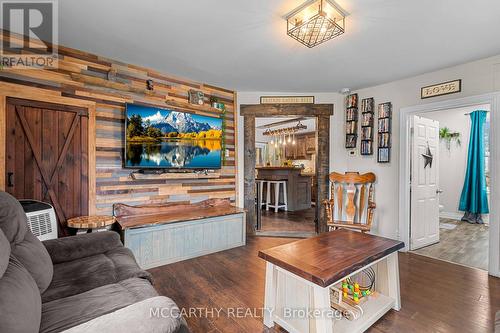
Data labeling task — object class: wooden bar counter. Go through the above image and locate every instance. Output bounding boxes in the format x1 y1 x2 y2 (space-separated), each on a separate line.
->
258 230 404 333
256 167 312 211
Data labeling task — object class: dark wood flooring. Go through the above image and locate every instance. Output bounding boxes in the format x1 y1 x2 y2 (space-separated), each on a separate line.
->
149 236 500 333
260 207 316 232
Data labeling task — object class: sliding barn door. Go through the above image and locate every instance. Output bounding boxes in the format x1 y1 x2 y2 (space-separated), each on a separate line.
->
5 98 89 235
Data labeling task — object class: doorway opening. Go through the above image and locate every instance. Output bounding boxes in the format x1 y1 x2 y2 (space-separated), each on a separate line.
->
408 103 491 271
254 117 317 237
240 103 333 237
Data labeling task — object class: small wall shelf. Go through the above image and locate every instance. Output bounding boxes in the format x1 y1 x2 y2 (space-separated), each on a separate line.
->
360 97 375 155
377 102 392 163
345 93 359 149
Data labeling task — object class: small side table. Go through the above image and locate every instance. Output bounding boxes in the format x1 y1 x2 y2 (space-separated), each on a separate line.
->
67 215 115 234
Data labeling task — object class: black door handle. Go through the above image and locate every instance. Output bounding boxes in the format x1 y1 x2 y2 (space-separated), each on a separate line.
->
7 172 13 187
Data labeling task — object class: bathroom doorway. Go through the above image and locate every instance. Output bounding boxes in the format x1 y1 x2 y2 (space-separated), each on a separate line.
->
409 103 491 271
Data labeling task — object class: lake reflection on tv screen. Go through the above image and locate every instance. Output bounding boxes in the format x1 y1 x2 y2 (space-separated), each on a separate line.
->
126 139 222 169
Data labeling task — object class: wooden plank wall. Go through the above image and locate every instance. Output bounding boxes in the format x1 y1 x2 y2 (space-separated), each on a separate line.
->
0 33 237 215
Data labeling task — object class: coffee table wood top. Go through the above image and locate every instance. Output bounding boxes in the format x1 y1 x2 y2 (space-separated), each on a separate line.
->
258 229 404 287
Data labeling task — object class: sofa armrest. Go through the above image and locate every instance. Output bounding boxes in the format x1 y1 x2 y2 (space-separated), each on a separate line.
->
61 296 188 333
43 231 123 264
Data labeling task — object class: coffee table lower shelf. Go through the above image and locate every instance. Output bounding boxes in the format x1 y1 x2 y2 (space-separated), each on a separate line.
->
333 293 395 332
263 252 400 333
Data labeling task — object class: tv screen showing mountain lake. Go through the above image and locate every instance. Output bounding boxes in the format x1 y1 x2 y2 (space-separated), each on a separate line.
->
126 139 221 169
125 105 223 169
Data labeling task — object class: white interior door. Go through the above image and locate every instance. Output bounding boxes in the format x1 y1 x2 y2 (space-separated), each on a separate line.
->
410 115 440 250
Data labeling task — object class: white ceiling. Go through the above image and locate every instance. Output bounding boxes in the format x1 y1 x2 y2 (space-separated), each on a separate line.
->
58 0 500 92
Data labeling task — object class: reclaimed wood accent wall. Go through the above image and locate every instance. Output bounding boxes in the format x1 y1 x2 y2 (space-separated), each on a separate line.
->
0 33 238 215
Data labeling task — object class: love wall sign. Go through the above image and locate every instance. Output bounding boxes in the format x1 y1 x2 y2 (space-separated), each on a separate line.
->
421 79 462 99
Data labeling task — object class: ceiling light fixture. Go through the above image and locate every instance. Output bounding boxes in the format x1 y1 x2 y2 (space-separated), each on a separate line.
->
263 121 307 137
285 0 347 48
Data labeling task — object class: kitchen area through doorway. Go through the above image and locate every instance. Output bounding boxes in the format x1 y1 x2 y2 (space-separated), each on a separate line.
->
255 117 317 236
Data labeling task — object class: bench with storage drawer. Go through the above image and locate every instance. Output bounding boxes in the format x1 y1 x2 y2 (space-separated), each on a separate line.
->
114 199 246 269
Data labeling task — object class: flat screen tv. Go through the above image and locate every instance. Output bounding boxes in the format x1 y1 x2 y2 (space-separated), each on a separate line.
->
124 104 222 169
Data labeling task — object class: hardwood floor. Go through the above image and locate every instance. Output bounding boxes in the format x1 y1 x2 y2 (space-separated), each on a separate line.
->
412 218 489 270
260 207 316 232
149 236 500 333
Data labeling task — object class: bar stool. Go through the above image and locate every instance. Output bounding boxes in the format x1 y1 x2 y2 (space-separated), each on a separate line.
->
266 180 288 212
256 179 267 208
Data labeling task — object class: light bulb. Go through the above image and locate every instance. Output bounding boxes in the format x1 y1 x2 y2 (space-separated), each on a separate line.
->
288 135 292 143
270 139 274 144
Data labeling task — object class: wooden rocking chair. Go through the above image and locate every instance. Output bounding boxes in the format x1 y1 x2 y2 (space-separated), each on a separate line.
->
324 172 376 233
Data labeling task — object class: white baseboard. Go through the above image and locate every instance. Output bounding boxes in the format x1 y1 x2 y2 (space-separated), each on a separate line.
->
439 211 463 220
439 211 490 223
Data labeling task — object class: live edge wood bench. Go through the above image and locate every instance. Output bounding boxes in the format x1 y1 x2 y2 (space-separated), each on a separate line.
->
114 199 246 269
258 229 404 333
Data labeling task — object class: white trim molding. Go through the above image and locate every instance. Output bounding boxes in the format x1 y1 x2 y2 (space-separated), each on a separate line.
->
399 92 500 277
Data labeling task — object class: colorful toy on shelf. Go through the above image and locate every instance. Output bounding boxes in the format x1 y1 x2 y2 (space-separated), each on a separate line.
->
341 268 376 304
330 267 377 321
353 283 360 303
342 280 349 298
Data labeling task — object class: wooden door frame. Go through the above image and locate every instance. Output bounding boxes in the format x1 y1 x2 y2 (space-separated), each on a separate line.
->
399 92 500 277
240 103 334 235
0 82 97 214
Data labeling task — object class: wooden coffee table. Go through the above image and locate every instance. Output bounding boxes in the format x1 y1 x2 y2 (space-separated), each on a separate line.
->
258 229 404 333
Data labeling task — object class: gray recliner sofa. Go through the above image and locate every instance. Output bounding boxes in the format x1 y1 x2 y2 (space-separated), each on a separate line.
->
0 191 189 333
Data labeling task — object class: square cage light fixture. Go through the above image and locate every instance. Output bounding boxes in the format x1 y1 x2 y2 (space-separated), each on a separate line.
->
286 0 347 48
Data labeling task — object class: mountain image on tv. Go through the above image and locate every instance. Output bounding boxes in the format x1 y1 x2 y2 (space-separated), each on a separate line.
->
125 104 223 169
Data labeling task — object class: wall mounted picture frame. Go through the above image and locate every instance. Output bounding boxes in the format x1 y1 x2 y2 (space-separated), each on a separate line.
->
189 89 205 105
421 79 461 99
260 96 315 104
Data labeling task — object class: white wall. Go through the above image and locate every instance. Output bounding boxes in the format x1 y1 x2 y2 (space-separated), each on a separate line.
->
236 54 500 240
337 55 500 240
423 104 490 219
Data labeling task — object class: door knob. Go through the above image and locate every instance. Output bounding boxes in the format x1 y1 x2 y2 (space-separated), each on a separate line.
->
436 189 443 194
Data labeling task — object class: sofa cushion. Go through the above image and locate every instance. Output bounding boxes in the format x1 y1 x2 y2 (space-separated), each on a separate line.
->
0 229 10 277
42 246 153 303
0 255 42 333
62 296 184 333
41 277 158 333
43 231 123 265
0 192 53 293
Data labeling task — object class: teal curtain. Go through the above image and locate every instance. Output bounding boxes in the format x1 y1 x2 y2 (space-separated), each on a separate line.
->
459 110 489 214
